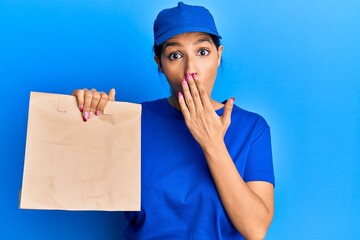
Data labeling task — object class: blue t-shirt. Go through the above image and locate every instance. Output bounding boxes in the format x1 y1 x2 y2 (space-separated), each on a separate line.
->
124 98 275 239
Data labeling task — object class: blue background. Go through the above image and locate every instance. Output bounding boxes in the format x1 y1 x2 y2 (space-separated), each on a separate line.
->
1 0 359 239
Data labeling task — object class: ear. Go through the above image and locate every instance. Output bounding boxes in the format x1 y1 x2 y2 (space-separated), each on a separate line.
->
217 45 224 67
154 56 163 72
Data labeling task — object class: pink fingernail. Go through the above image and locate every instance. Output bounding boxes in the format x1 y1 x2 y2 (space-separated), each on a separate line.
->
231 97 235 104
178 92 183 98
79 105 84 112
83 111 89 122
95 110 101 116
185 72 191 79
182 78 187 85
89 112 93 118
192 72 198 80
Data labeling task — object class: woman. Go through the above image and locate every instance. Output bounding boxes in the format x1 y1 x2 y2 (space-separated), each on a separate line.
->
73 2 275 239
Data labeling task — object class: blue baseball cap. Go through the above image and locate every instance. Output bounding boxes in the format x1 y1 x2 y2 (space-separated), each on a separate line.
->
153 2 222 46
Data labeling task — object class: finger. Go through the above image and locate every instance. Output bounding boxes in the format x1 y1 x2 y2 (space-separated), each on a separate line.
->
186 72 203 111
95 92 109 115
178 92 191 120
83 89 93 122
222 97 235 126
108 88 116 101
181 78 195 114
72 89 85 112
192 72 213 111
89 89 101 118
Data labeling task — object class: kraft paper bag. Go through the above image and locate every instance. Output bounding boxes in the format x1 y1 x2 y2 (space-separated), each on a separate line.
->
20 92 141 211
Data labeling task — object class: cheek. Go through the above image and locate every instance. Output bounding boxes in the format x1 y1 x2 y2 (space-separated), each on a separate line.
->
162 69 183 92
199 60 219 93
162 62 183 84
201 59 218 80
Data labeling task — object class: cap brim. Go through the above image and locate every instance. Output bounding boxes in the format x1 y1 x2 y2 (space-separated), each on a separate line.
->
155 26 222 46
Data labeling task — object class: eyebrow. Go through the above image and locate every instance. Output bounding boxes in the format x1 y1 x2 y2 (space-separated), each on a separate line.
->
194 37 213 46
163 36 213 52
163 42 181 52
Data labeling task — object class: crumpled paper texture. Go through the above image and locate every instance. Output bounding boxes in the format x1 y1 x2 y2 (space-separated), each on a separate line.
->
20 92 141 211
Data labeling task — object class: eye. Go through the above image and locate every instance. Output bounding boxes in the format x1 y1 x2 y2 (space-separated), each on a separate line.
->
197 49 210 56
168 52 183 60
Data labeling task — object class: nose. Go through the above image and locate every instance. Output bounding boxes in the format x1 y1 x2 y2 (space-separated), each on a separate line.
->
184 55 197 76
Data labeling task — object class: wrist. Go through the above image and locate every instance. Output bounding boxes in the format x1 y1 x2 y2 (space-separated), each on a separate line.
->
201 139 227 158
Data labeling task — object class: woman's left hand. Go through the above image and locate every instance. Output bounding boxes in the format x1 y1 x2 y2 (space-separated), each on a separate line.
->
178 72 234 149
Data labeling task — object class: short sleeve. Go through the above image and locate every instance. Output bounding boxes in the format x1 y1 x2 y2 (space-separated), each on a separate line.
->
243 118 275 187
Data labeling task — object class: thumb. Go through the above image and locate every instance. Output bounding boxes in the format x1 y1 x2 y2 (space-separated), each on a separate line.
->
108 88 116 101
222 97 235 125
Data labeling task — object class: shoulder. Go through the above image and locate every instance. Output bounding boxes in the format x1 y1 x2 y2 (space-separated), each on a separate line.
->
140 98 164 107
226 104 272 146
230 104 270 131
140 98 184 122
140 98 168 114
141 98 172 112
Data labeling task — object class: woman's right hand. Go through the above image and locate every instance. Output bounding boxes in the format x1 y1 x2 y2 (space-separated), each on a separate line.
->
72 88 116 122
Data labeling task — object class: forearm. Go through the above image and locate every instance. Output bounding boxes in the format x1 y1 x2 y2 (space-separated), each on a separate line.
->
176 74 273 238
202 141 273 239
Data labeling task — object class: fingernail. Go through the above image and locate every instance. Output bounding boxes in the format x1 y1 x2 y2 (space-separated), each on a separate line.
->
231 97 235 104
83 111 89 122
79 105 84 112
185 72 191 79
178 92 183 98
89 112 94 118
95 110 101 116
192 72 198 80
182 78 187 85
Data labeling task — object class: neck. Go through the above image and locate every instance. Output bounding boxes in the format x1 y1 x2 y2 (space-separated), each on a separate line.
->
167 95 181 110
